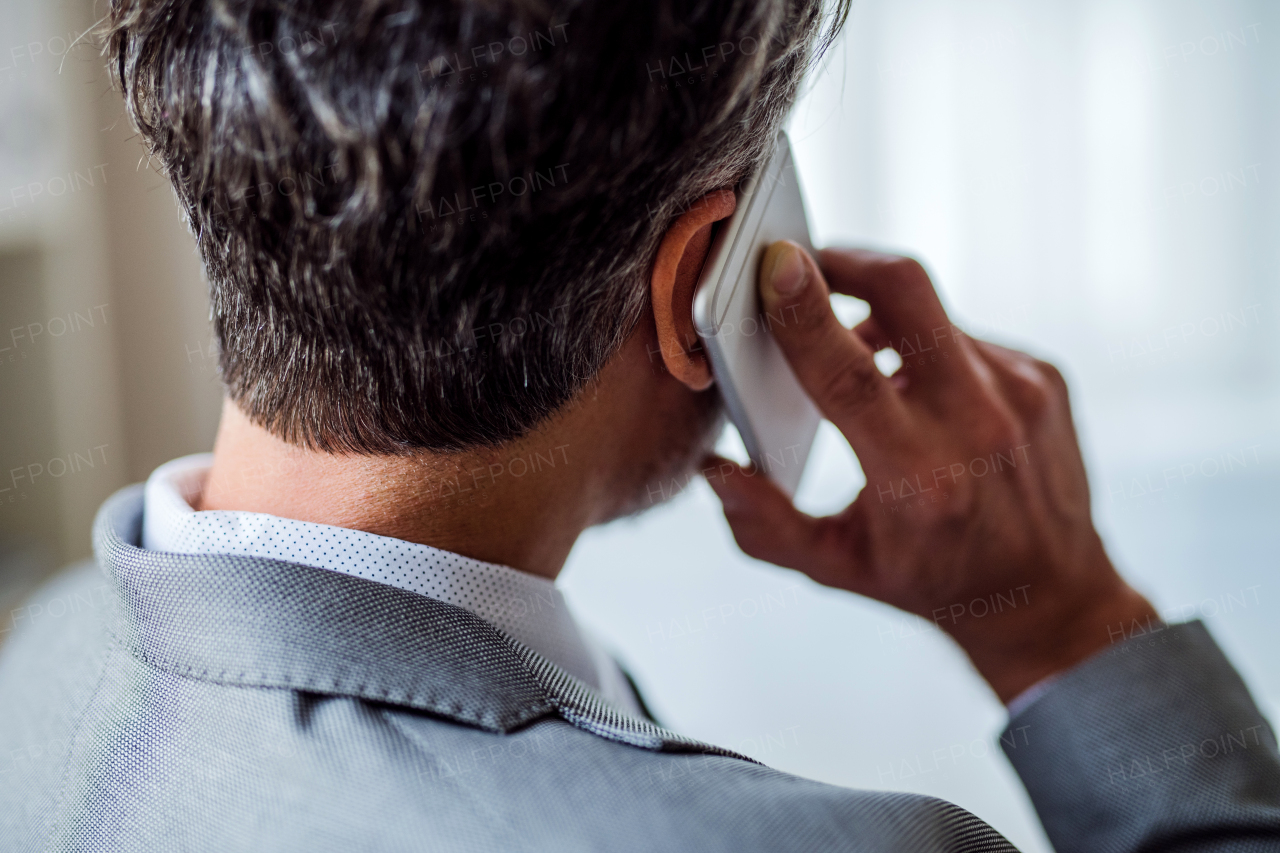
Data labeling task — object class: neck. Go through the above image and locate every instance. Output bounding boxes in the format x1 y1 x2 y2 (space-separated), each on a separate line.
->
199 402 602 580
197 320 721 580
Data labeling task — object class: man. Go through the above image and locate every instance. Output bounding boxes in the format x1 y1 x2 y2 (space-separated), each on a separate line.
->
1 0 1277 849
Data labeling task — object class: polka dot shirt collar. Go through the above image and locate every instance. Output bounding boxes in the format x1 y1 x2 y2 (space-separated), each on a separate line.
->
140 453 633 706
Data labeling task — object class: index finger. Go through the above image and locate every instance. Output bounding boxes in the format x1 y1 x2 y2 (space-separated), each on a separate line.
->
817 248 969 383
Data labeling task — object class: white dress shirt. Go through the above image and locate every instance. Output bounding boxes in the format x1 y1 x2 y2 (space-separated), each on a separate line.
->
142 454 642 715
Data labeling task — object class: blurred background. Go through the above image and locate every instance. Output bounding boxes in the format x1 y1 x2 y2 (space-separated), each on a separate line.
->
1 1 1276 849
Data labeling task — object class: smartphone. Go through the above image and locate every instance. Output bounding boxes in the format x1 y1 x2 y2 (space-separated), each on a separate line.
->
693 132 820 497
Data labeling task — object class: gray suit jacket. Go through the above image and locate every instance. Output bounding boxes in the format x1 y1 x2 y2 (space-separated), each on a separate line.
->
1 484 1278 851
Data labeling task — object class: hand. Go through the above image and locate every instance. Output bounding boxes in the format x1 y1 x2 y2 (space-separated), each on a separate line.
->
703 242 1157 703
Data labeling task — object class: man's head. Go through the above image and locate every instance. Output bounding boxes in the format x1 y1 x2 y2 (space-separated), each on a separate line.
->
106 0 845 514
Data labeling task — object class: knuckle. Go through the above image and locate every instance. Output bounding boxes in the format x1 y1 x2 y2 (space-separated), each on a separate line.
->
775 290 829 336
1031 359 1070 405
972 408 1023 452
882 255 927 284
1034 358 1067 388
932 485 980 528
797 294 834 329
1006 371 1051 419
818 355 882 418
1022 381 1052 418
983 346 1063 419
731 525 779 565
730 527 761 558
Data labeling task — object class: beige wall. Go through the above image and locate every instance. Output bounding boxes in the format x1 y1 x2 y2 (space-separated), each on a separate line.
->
97 88 224 484
0 0 220 596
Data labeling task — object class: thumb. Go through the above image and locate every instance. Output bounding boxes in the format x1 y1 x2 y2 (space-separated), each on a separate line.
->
759 241 907 448
703 455 856 585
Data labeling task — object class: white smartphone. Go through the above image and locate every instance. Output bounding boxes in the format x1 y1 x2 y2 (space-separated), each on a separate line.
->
693 132 820 497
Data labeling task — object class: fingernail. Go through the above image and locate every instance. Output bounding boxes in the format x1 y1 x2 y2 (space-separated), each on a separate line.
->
767 243 807 296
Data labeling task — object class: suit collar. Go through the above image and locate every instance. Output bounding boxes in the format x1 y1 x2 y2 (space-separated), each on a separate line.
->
140 453 607 695
95 485 752 759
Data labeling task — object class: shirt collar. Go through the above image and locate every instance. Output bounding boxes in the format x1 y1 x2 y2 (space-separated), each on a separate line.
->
142 454 603 691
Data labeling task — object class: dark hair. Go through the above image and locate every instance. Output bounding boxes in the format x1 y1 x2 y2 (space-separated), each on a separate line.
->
105 0 847 453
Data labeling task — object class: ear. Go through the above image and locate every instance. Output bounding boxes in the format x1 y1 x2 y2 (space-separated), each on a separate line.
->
650 189 737 391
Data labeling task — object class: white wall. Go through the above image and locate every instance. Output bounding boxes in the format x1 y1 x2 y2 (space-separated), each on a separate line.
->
0 0 219 578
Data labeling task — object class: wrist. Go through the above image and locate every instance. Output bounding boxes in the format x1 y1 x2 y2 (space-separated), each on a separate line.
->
955 569 1158 704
